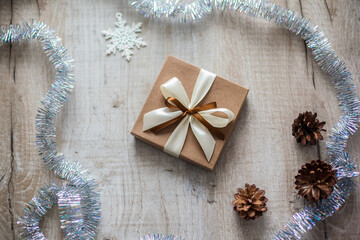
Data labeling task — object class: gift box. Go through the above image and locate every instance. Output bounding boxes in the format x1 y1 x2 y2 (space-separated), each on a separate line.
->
131 56 248 170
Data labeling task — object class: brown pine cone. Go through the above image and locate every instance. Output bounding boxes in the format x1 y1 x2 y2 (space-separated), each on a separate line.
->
232 184 268 220
292 111 326 145
295 159 337 202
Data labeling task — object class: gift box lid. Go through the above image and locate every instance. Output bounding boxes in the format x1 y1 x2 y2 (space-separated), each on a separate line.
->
131 55 248 171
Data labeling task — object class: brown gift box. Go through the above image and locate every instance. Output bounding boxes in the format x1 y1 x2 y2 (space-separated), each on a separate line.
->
131 56 248 170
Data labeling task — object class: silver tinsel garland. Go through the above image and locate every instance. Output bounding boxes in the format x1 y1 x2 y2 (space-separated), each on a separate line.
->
0 21 101 239
129 0 360 239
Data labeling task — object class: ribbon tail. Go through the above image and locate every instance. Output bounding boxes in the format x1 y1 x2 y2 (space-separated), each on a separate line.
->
164 115 190 157
189 116 216 162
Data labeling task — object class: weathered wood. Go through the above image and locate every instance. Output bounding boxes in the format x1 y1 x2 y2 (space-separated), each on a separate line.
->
0 1 13 239
0 0 358 239
303 0 360 239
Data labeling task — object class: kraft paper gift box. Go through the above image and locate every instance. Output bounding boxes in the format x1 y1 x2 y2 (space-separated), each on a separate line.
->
131 56 248 171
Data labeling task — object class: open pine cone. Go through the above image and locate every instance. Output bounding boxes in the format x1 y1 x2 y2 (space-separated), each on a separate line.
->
232 184 268 220
292 111 326 145
295 160 337 202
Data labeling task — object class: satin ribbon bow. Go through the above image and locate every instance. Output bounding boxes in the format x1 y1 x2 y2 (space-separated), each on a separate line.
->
143 69 234 162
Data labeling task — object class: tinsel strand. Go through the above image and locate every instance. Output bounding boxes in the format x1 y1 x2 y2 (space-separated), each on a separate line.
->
0 21 101 239
139 234 185 240
129 0 360 239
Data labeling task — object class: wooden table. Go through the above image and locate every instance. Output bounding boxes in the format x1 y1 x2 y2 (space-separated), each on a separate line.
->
0 0 359 239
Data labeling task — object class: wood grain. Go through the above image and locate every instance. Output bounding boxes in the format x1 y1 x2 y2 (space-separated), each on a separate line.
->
0 0 359 239
0 1 13 239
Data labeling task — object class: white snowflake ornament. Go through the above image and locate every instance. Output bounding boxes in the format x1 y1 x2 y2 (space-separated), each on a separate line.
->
102 12 147 61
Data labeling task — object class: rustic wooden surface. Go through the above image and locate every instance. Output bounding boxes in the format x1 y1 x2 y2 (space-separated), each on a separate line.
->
0 0 359 239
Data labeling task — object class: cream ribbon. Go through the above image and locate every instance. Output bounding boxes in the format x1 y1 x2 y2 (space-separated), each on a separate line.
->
143 69 234 162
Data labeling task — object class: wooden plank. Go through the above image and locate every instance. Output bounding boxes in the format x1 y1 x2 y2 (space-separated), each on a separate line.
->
0 0 358 239
0 0 14 239
2 1 68 239
301 0 360 239
214 0 324 238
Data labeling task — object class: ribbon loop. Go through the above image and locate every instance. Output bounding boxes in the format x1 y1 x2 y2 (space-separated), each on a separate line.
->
143 69 234 162
160 77 190 107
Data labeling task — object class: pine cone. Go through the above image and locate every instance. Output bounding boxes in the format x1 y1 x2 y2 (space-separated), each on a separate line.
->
292 111 326 145
295 160 337 202
232 184 268 220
